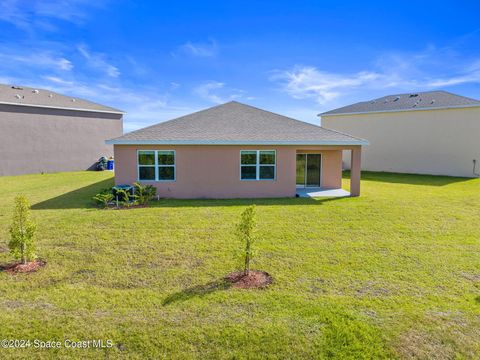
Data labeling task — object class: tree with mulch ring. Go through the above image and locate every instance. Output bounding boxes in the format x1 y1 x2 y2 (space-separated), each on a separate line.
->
225 205 273 289
4 195 45 274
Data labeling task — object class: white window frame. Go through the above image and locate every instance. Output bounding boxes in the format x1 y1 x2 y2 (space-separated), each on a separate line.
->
137 150 176 182
240 150 276 181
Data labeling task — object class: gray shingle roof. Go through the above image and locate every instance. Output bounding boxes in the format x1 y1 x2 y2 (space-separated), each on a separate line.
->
320 90 480 116
0 83 123 114
107 101 367 145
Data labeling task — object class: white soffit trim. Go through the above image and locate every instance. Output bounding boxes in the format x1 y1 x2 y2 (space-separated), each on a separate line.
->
106 139 369 146
318 104 480 117
0 101 125 115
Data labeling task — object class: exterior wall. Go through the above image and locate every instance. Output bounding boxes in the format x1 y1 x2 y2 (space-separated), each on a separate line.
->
322 107 480 177
0 104 123 176
114 144 353 199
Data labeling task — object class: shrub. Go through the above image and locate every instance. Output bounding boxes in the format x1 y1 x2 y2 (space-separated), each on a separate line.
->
114 189 135 208
237 205 256 275
92 192 114 208
133 182 157 205
9 195 37 264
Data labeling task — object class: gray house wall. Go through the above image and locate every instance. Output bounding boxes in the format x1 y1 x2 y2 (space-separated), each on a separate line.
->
0 104 123 176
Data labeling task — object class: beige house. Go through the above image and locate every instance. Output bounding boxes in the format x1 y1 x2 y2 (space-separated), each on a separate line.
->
321 91 480 178
107 102 368 198
0 84 123 176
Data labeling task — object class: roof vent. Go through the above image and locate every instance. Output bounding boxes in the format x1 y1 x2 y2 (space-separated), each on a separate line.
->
71 98 76 102
15 94 24 99
11 86 23 90
409 94 418 98
394 96 400 102
48 94 54 98
430 99 435 104
32 89 39 94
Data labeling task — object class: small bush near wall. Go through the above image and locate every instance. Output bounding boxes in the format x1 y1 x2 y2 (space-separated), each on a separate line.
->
92 183 157 209
133 182 157 206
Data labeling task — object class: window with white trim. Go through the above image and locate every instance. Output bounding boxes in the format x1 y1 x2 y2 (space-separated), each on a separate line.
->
138 150 175 181
240 150 276 180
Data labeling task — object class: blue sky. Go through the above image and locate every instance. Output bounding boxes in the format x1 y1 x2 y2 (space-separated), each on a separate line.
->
1 0 480 132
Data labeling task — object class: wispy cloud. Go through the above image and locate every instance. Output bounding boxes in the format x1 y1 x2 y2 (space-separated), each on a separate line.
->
0 0 107 32
193 81 245 103
272 46 480 104
271 66 381 104
42 75 74 86
36 75 196 132
0 47 73 72
175 39 218 58
0 41 187 132
78 44 119 78
193 81 225 103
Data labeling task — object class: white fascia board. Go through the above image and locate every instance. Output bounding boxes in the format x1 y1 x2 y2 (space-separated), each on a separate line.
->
318 104 480 117
0 101 125 115
106 139 369 146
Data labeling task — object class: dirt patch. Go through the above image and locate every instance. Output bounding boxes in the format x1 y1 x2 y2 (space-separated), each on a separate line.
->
460 272 480 282
356 283 391 297
224 270 273 289
395 329 454 360
1 259 46 274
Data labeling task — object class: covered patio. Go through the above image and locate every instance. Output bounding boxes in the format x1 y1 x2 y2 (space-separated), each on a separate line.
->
296 187 350 198
295 146 362 197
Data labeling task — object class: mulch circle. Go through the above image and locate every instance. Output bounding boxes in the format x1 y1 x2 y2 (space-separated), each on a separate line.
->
2 259 47 274
224 270 273 289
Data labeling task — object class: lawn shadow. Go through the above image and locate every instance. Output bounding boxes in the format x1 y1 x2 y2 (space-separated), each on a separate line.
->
32 178 114 210
150 196 346 208
32 177 347 209
346 170 475 187
162 278 232 306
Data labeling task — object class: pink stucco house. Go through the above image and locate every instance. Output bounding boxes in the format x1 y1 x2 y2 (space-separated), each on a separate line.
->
106 102 368 198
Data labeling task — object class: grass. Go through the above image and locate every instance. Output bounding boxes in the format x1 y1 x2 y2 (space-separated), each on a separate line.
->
0 171 479 359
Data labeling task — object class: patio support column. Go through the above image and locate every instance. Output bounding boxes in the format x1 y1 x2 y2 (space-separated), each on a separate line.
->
350 147 362 197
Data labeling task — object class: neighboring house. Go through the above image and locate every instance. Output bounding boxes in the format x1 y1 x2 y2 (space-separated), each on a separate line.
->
321 91 480 178
107 101 368 199
0 84 123 176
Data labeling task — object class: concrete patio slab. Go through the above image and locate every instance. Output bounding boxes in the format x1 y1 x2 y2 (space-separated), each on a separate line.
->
296 187 350 198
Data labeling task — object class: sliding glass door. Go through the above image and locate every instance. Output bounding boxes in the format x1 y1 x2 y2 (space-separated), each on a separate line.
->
296 154 321 187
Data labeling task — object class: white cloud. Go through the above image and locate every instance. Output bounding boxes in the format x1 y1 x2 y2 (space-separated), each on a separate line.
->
272 66 382 104
0 0 107 31
272 47 480 105
42 75 74 86
0 49 73 72
78 44 120 78
193 81 225 103
193 81 245 104
175 39 218 57
34 75 197 132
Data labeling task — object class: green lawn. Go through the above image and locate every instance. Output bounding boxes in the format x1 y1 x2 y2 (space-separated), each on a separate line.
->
0 171 479 359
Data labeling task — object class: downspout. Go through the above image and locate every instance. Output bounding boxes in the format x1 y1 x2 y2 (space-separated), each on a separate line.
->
474 159 480 177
